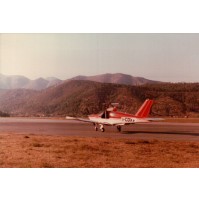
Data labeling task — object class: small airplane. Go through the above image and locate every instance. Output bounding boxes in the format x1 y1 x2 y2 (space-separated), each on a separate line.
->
66 99 163 132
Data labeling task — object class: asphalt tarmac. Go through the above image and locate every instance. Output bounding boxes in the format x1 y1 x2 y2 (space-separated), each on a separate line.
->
0 117 199 141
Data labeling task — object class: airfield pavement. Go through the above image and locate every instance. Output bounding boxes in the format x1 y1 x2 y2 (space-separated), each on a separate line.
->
0 117 199 141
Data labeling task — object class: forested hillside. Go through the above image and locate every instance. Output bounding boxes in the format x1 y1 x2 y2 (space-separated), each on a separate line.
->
0 81 198 117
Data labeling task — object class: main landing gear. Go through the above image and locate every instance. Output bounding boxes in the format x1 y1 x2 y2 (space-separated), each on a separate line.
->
117 125 122 132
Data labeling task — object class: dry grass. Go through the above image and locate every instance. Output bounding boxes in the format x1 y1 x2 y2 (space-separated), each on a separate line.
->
0 133 199 168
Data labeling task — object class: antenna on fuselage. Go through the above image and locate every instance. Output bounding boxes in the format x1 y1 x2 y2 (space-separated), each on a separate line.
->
110 103 119 107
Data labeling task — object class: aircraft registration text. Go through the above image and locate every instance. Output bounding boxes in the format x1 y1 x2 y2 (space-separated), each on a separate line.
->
121 117 135 123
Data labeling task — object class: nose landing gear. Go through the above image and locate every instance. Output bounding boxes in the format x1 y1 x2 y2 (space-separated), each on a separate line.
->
93 123 98 131
93 123 105 132
99 124 105 132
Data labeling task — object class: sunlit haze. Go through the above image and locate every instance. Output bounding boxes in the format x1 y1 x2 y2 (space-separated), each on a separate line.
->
0 33 199 82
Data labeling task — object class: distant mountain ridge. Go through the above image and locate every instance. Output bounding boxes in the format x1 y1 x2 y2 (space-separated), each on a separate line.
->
0 74 62 90
0 73 161 90
70 73 161 85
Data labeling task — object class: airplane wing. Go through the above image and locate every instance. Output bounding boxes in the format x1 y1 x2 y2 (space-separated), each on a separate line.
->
66 116 164 127
144 118 164 121
66 116 116 126
66 116 94 123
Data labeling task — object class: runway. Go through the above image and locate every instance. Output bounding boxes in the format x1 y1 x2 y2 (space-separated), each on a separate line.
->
0 117 199 141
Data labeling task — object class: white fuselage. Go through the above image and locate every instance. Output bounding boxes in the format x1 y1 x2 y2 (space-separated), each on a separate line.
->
88 116 149 125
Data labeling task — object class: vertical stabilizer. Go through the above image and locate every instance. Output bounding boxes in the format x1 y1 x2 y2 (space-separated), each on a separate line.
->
135 99 154 118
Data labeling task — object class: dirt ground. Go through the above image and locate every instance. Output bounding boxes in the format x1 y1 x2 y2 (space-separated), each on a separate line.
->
0 133 199 168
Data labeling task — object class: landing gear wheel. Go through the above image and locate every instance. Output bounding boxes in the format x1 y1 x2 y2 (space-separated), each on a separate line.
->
101 128 105 132
93 123 98 131
99 124 105 132
117 126 122 132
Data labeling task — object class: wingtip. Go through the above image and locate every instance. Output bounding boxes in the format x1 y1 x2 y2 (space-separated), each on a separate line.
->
66 116 76 120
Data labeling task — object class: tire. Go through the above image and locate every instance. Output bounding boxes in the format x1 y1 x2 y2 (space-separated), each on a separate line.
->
117 126 121 132
101 128 105 132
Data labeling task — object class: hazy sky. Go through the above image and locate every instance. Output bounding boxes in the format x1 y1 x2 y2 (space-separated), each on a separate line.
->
0 33 199 82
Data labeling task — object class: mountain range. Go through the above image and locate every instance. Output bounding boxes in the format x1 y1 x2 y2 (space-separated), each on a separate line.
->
70 73 161 86
0 74 62 90
0 73 161 90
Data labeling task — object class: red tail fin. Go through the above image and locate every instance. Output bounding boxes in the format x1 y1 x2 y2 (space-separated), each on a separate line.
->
135 99 154 118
